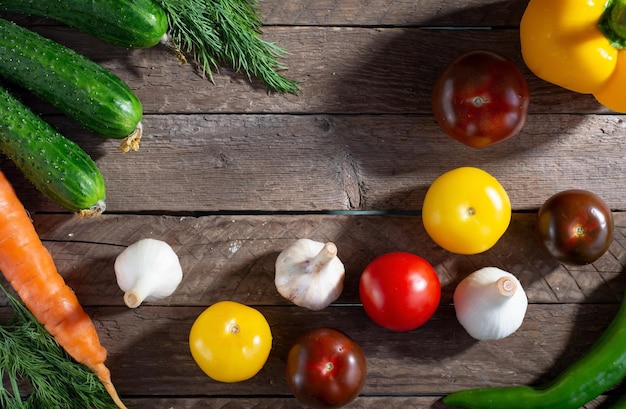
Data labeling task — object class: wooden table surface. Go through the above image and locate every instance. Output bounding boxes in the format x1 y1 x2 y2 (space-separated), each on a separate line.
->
3 1 626 408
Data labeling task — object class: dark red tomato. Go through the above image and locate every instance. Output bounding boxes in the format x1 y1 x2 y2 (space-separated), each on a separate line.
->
286 328 367 409
359 252 441 332
536 189 614 265
431 50 530 149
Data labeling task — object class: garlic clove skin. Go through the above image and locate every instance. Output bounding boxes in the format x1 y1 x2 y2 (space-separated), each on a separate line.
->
114 238 183 308
275 238 345 311
453 267 528 341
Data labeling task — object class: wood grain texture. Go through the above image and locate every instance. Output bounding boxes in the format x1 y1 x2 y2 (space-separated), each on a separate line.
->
2 0 626 408
260 0 529 26
28 213 626 307
3 12 623 214
118 396 618 409
3 112 625 213
105 113 626 212
82 304 620 395
2 0 529 27
13 25 603 115
0 212 618 405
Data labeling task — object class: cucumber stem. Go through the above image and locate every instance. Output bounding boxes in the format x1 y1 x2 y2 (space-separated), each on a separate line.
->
118 122 143 153
76 199 106 218
160 33 187 65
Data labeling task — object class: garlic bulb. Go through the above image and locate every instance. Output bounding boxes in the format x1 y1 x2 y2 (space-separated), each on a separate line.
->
453 267 528 341
275 238 345 311
114 238 183 308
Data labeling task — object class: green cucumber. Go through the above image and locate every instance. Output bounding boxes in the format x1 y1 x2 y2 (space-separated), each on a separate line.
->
0 18 143 150
0 85 106 217
0 0 168 49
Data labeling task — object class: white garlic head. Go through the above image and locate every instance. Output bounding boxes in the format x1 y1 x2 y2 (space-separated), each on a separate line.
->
114 238 183 308
453 267 528 341
275 238 345 311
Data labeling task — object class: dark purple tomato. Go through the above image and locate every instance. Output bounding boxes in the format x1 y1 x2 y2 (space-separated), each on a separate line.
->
286 328 367 409
536 189 614 265
432 50 530 149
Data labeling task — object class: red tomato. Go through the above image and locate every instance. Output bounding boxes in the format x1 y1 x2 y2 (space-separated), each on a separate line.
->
431 50 530 148
359 252 441 332
536 189 614 265
286 328 367 409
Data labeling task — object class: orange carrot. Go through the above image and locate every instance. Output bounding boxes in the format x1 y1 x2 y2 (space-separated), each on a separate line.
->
0 170 127 409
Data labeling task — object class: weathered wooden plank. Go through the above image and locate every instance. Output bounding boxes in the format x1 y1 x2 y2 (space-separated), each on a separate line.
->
0 0 532 29
4 112 624 213
261 0 529 27
1 0 531 29
0 300 621 404
1 3 624 408
5 26 602 116
123 396 447 409
124 397 450 409
32 304 624 397
120 395 618 409
20 213 626 308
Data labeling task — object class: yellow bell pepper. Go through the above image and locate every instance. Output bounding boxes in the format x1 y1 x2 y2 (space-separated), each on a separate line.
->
520 0 626 112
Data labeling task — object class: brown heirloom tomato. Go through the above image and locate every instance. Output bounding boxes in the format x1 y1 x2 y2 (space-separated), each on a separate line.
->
431 50 530 148
536 189 614 265
286 328 367 409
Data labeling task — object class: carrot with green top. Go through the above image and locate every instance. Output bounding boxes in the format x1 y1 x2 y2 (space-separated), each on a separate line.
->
0 170 126 409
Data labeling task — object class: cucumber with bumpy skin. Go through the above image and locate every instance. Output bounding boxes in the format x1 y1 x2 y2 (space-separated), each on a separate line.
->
0 85 106 217
0 18 143 151
0 0 168 49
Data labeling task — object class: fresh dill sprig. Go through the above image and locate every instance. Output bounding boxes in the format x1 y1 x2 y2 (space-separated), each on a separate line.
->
0 285 118 409
155 0 300 94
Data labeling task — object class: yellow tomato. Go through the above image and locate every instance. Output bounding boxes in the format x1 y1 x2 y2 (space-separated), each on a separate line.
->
422 167 511 255
189 300 272 383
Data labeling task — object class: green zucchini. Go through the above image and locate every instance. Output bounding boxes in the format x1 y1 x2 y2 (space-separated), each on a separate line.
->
0 18 143 150
0 85 106 217
0 0 168 49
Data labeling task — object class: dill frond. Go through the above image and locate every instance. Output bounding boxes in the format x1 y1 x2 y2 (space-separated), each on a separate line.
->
0 285 118 409
155 0 300 94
